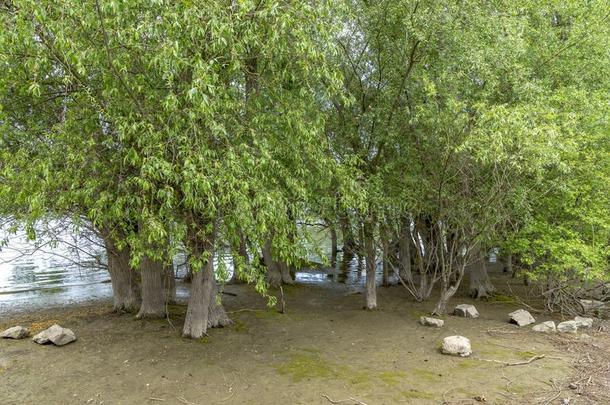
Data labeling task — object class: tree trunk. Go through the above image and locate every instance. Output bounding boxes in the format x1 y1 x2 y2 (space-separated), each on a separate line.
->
164 264 176 304
504 252 513 274
104 237 141 313
364 218 377 309
433 284 459 315
136 256 166 319
469 250 495 299
262 238 293 287
278 261 294 284
207 281 232 328
398 217 413 283
330 225 338 267
339 212 355 253
381 228 390 287
182 252 214 338
262 239 282 287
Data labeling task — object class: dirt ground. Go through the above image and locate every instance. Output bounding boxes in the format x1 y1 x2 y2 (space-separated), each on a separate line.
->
1 276 610 405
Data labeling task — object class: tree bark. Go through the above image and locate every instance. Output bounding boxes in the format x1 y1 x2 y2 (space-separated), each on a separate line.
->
398 217 413 283
262 238 294 287
468 250 495 299
364 218 377 309
104 237 141 313
182 252 214 338
182 235 231 338
504 252 513 274
330 225 338 267
433 283 459 315
381 227 390 287
339 212 356 253
136 256 166 319
207 280 232 328
262 239 282 287
164 264 176 304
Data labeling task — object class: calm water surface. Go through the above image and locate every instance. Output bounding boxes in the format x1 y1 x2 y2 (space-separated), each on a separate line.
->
0 226 387 316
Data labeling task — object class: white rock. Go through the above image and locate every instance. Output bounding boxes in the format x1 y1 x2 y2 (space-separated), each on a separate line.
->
574 316 593 329
557 320 578 333
532 321 556 333
420 316 444 328
508 309 536 327
441 335 472 357
453 304 479 318
0 326 30 339
32 324 76 346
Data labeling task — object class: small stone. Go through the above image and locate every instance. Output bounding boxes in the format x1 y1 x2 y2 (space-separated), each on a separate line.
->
441 335 472 357
568 383 578 390
454 304 479 318
574 316 593 329
557 320 578 333
532 321 556 333
0 326 30 339
32 324 76 346
508 309 536 327
420 316 444 328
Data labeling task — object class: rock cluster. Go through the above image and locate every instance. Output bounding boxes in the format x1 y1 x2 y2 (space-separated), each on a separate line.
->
32 324 77 346
531 316 593 333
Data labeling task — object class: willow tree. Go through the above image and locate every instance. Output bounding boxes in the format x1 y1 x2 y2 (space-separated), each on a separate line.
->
327 0 610 314
1 0 340 337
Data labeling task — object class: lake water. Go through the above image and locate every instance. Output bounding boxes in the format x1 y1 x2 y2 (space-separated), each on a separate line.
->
0 225 384 316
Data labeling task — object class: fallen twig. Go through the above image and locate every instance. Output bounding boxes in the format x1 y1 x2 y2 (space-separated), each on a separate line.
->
226 308 265 314
322 394 368 405
474 354 546 367
149 399 165 402
176 396 198 405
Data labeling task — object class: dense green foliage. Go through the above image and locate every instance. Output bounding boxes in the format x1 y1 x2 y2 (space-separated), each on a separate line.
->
1 0 608 319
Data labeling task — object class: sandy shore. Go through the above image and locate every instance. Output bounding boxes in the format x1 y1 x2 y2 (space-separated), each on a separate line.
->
1 280 609 404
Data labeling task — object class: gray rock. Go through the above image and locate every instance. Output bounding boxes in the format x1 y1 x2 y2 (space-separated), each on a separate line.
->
0 326 30 339
557 320 578 333
32 324 76 346
420 316 444 328
453 304 479 318
574 316 593 329
532 321 556 333
508 309 536 327
441 335 472 357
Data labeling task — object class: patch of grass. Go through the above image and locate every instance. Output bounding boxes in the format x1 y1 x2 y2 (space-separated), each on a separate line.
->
453 359 480 369
407 309 431 318
516 351 537 359
198 336 211 344
276 351 372 387
412 368 442 381
401 389 434 400
378 370 407 386
167 304 187 318
276 353 335 381
232 320 248 333
491 293 518 304
253 309 282 319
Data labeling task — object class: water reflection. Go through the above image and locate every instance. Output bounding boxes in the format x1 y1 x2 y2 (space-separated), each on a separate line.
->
1 224 394 315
